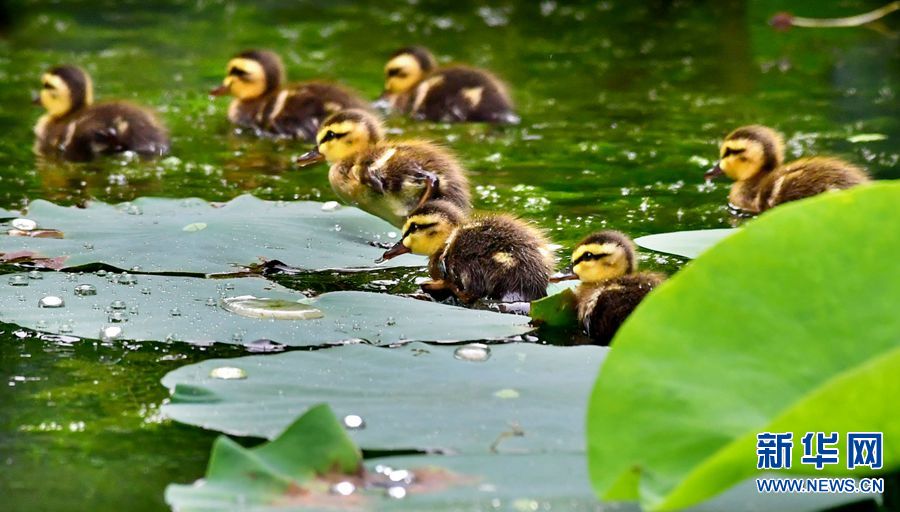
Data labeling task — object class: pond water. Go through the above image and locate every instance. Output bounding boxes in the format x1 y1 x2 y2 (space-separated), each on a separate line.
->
1 0 897 510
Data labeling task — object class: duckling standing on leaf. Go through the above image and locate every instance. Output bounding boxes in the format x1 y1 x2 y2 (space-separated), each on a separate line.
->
295 109 471 228
210 49 370 140
378 200 554 304
33 65 169 162
378 46 518 124
705 125 869 214
555 231 665 345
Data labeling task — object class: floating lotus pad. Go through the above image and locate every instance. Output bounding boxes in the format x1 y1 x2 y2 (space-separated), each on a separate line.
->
0 195 423 273
161 342 607 454
164 377 868 512
634 228 735 259
0 272 532 346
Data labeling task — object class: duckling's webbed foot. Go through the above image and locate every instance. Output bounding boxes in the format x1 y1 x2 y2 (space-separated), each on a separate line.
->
420 279 455 302
413 170 440 210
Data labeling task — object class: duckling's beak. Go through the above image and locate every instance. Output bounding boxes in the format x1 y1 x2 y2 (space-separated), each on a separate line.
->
294 148 325 167
704 162 724 180
549 271 578 282
209 85 229 96
376 241 411 263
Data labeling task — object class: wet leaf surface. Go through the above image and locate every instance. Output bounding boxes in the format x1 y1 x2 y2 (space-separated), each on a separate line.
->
161 342 607 454
0 195 423 274
0 272 532 346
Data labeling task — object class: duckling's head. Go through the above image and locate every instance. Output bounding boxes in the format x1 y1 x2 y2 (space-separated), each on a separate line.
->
210 49 284 100
705 125 785 181
382 46 436 95
379 200 464 261
571 230 636 284
295 109 385 166
38 65 93 118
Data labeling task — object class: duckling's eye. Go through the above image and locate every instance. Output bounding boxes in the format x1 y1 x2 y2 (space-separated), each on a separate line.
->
42 82 54 90
722 147 746 158
319 130 349 144
387 67 402 78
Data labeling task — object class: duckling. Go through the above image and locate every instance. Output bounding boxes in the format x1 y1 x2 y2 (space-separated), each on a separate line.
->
295 109 471 228
210 49 370 140
33 65 169 162
378 46 518 124
555 231 665 345
705 125 870 214
378 200 554 304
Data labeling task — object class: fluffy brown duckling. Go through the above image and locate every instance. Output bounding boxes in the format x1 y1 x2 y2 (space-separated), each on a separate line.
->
556 231 665 345
210 49 370 140
705 125 870 214
378 46 518 124
379 200 554 304
33 65 169 162
295 109 471 227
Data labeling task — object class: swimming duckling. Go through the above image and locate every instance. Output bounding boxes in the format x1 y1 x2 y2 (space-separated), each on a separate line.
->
33 65 169 162
378 46 518 124
210 49 370 140
295 109 471 227
555 231 664 345
378 200 554 304
705 125 870 214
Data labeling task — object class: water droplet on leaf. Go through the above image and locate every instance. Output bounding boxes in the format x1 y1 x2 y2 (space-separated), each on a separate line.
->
8 275 29 286
343 414 366 430
38 296 65 308
11 218 37 231
209 366 247 380
222 296 324 320
109 300 126 310
74 284 97 296
454 343 491 362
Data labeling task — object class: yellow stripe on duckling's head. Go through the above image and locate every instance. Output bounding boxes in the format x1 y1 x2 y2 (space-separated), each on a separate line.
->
383 46 435 95
571 231 636 284
400 200 465 256
40 65 93 118
316 109 384 163
222 57 268 100
717 125 785 181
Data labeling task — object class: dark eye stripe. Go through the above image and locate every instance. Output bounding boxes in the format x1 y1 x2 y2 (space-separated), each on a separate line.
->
573 252 611 265
387 67 402 77
42 82 54 90
319 131 349 144
402 222 437 239
723 148 746 157
229 67 249 77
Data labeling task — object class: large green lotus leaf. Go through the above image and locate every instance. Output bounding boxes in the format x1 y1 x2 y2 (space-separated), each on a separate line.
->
164 402 869 512
0 195 423 273
634 228 735 259
0 272 532 346
161 342 606 454
588 183 900 510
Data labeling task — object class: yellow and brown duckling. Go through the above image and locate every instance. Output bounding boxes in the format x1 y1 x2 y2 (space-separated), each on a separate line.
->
295 109 471 228
210 49 370 140
378 200 554 304
556 231 665 345
378 46 518 124
705 125 870 214
33 65 169 162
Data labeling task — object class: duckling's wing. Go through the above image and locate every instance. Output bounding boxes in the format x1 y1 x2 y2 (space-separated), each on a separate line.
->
269 93 327 140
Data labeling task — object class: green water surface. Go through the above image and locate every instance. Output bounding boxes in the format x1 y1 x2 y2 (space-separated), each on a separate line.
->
1 0 898 510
